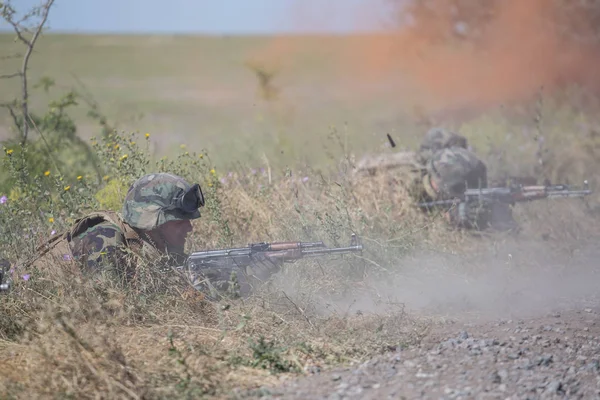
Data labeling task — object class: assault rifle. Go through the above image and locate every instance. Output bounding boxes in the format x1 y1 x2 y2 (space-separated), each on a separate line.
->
183 234 363 271
417 180 593 209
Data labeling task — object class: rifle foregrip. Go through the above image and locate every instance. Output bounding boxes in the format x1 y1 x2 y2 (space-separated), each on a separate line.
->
268 241 325 251
269 242 300 251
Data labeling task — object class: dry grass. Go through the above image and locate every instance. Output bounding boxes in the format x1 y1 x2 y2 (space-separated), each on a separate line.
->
1 32 600 400
1 151 599 398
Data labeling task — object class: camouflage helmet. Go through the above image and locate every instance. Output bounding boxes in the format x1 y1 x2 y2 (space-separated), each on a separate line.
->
420 127 468 153
425 147 487 198
121 173 205 230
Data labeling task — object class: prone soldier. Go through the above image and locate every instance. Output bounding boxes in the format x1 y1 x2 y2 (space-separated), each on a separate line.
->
355 127 518 231
1 172 282 296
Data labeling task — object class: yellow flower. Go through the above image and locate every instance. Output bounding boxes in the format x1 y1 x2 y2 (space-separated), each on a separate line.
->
120 154 128 161
180 144 186 149
6 149 13 155
130 141 136 145
64 185 71 191
208 182 213 187
103 175 110 181
198 154 203 159
48 217 54 223
210 168 216 175
114 144 120 150
77 175 82 181
44 170 50 176
145 133 150 139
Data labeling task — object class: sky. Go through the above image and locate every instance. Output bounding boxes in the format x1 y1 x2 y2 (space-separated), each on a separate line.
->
0 0 397 35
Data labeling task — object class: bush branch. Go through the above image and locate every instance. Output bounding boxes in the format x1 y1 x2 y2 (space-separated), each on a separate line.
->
2 0 56 145
0 72 22 79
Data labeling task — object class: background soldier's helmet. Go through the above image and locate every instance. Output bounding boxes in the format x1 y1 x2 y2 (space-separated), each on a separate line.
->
424 147 487 198
121 173 205 230
420 127 468 153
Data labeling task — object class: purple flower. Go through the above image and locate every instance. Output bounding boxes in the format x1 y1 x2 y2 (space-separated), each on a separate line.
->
228 171 233 178
9 268 14 274
302 176 309 183
251 169 257 175
0 195 7 204
22 274 30 281
62 254 72 261
220 178 226 184
51 230 56 235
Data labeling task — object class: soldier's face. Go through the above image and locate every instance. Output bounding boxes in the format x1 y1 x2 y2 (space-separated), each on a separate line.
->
160 220 193 251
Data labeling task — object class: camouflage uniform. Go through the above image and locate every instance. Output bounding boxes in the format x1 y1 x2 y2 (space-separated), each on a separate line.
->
5 172 284 298
7 173 205 289
422 146 488 200
356 127 515 230
68 172 204 275
417 127 469 164
416 129 517 231
401 128 482 203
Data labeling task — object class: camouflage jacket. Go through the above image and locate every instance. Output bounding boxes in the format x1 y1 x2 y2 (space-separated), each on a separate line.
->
423 146 488 200
68 212 143 274
355 146 486 197
15 211 162 281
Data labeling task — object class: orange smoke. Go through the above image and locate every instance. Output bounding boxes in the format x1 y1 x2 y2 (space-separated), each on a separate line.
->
250 0 600 115
348 0 600 112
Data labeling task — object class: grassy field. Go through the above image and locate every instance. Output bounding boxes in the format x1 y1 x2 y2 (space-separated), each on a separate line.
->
2 32 600 398
0 33 430 173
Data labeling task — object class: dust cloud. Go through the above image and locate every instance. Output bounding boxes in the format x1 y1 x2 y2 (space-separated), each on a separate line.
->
308 239 600 322
252 0 600 115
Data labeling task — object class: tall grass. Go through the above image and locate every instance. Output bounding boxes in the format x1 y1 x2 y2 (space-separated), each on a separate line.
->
1 86 600 397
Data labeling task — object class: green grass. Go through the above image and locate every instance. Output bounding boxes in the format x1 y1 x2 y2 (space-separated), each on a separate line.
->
0 33 424 172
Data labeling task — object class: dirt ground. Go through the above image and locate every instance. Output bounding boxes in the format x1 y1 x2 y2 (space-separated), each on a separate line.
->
257 309 600 400
237 239 600 400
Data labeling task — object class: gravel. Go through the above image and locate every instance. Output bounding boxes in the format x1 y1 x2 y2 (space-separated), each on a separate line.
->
248 307 600 399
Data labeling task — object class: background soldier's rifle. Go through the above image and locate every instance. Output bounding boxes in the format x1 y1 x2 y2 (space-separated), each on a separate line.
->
417 180 593 210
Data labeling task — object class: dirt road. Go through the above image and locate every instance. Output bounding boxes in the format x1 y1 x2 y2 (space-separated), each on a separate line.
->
243 242 600 399
260 308 600 399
